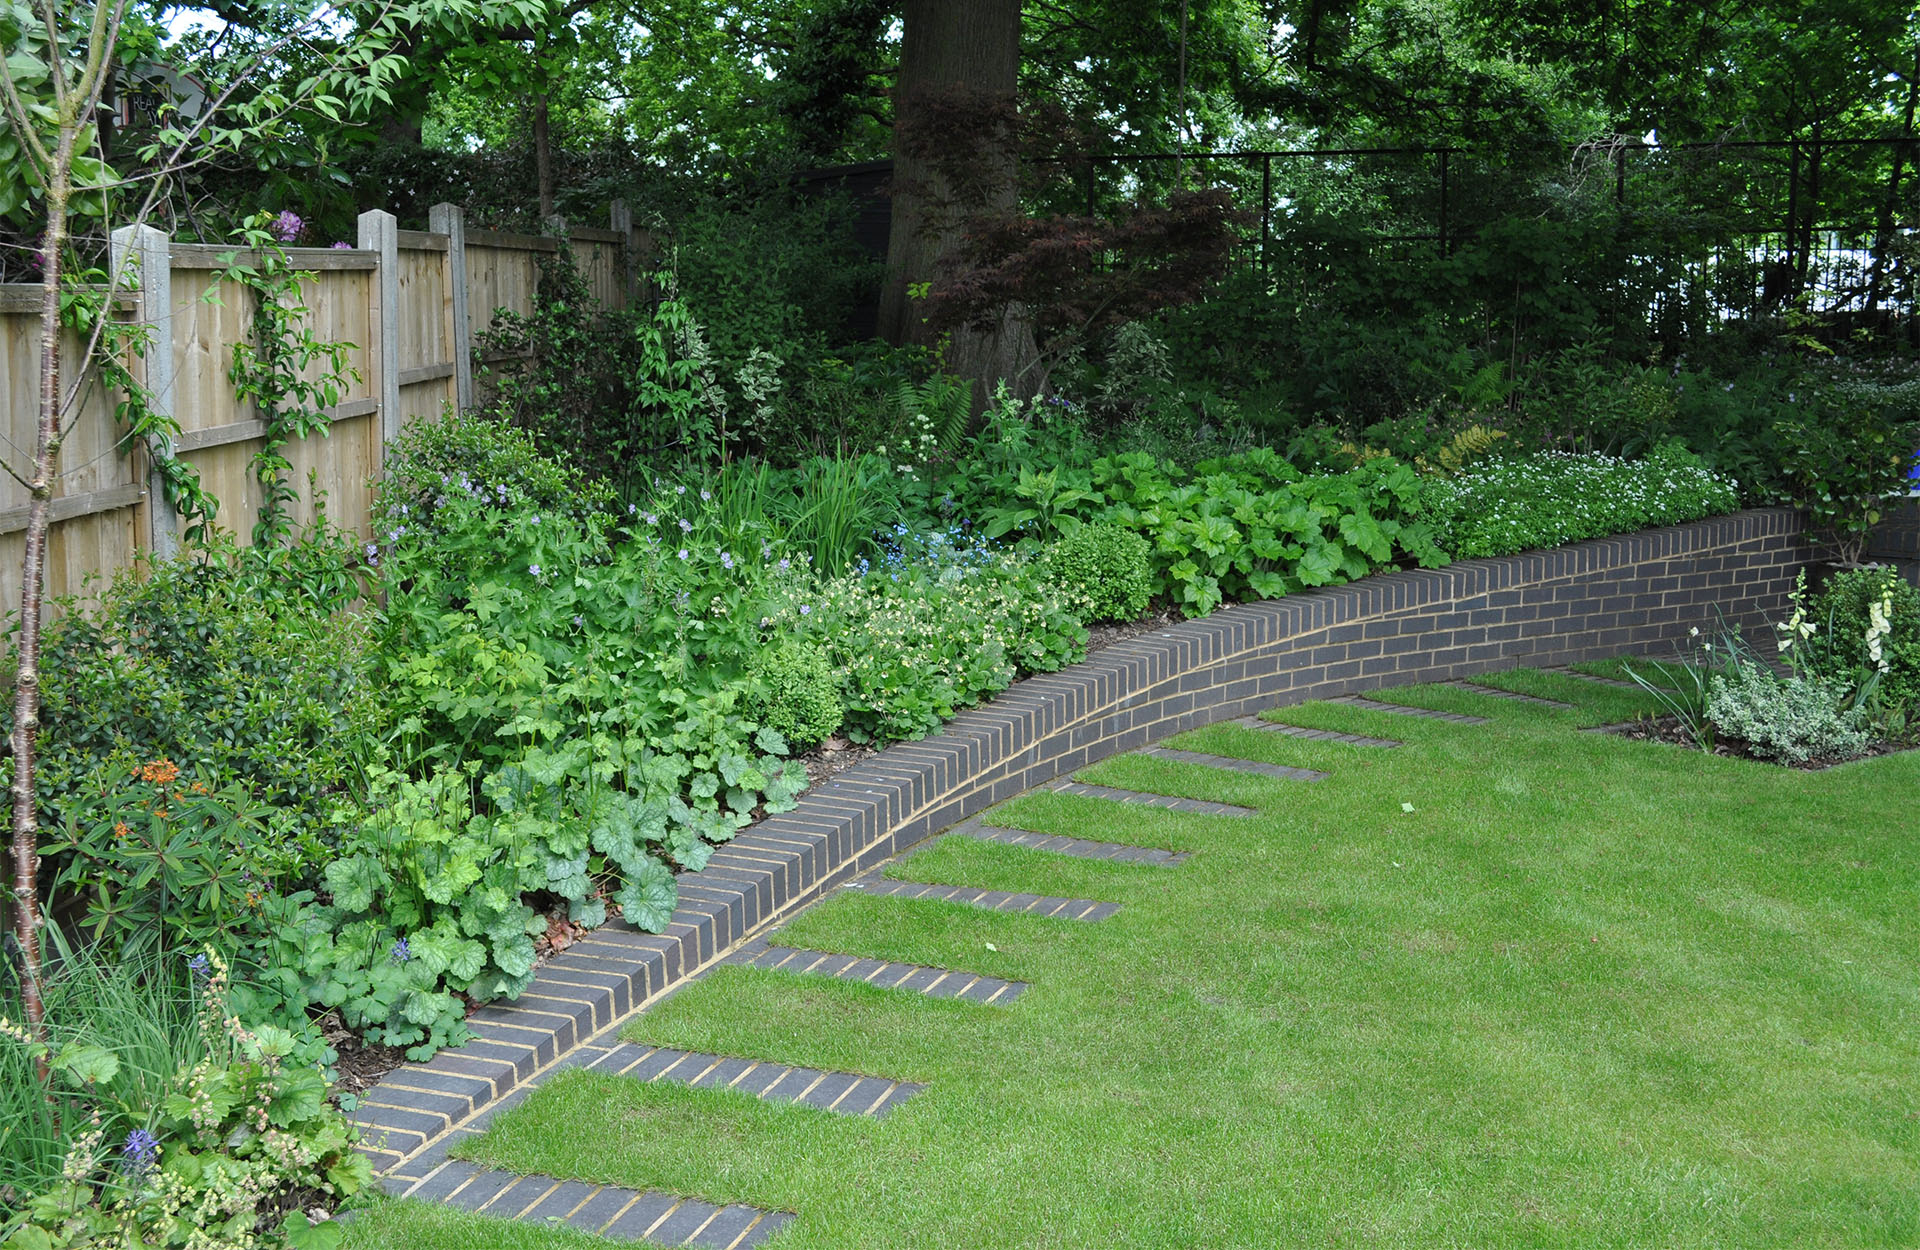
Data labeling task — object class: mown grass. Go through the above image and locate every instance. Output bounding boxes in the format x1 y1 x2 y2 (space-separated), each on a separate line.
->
352 675 1917 1249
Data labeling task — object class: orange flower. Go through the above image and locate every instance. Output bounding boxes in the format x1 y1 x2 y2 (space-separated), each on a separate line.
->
113 821 130 840
136 759 180 786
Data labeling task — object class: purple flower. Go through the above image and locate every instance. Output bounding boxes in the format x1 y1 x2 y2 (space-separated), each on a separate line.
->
700 489 712 502
720 552 734 569
529 514 540 525
799 604 812 616
122 1129 159 1174
643 512 658 525
389 938 411 964
330 241 353 249
677 548 689 560
678 518 692 534
187 954 211 981
268 210 303 244
530 563 542 577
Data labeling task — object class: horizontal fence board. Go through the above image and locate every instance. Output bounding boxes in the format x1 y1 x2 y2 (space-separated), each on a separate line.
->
467 228 559 252
0 483 144 536
167 243 380 271
398 362 455 386
396 230 450 252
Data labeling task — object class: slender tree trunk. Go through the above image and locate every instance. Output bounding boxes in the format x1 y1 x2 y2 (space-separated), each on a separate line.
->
533 93 556 222
10 130 73 1080
878 0 1039 400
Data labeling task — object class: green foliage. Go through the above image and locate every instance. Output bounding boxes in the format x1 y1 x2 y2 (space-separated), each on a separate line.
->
41 761 290 962
1810 567 1920 713
772 534 1086 743
1421 443 1742 559
1706 666 1873 766
980 444 1446 617
1044 524 1152 623
17 534 382 855
749 643 845 750
1774 398 1919 565
0 937 206 1199
0 952 369 1249
222 216 359 547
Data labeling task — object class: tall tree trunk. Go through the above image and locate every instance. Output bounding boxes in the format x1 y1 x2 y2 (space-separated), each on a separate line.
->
878 0 1039 400
533 92 556 222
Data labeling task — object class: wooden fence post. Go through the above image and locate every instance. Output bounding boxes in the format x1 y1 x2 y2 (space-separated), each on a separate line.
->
429 203 474 412
357 209 402 445
110 223 179 559
610 199 635 309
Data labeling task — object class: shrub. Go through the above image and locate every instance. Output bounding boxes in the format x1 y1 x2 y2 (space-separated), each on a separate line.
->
1045 524 1152 623
774 534 1086 742
371 406 613 580
1421 442 1741 559
750 643 845 749
1809 565 1920 714
19 536 382 869
1706 666 1872 765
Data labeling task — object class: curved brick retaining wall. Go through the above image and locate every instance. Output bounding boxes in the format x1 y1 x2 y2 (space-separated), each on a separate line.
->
354 506 1814 1175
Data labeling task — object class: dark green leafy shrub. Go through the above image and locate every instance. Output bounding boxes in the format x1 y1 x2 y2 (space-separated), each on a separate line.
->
1045 524 1152 623
750 643 845 749
17 536 382 863
371 406 612 575
1774 398 1919 564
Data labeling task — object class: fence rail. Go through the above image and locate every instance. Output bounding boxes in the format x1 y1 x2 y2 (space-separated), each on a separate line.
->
0 202 643 618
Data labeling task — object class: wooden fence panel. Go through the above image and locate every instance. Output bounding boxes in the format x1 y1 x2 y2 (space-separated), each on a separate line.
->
0 305 144 613
0 199 635 618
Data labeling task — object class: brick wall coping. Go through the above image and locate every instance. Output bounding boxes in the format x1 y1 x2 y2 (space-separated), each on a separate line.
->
350 506 1812 1171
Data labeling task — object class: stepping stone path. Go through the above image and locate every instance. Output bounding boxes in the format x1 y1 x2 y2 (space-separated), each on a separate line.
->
1441 680 1575 709
1230 716 1404 748
1544 665 1641 690
851 875 1121 921
387 1160 790 1247
1049 778 1259 817
726 937 1029 1004
1139 745 1330 781
949 819 1190 866
1324 695 1491 724
586 1042 924 1117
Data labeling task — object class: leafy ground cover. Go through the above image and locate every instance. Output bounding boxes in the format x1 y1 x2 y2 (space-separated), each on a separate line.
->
350 673 1915 1248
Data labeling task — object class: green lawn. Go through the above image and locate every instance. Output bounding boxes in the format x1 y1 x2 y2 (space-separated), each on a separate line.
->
351 672 1917 1248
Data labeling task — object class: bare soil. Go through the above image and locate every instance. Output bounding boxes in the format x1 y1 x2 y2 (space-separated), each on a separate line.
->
1599 714 1915 770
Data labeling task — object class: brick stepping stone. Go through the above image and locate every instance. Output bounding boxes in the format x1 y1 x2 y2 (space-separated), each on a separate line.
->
949 820 1189 866
1050 778 1258 817
587 1042 924 1117
1231 717 1403 748
1543 664 1641 690
727 938 1027 1003
1441 680 1575 709
853 875 1121 921
1324 695 1491 724
1138 746 1330 781
390 1160 791 1246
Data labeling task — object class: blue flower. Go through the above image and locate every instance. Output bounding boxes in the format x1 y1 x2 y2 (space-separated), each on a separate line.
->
678 518 693 533
678 548 689 560
122 1128 159 1174
530 563 542 577
799 604 812 616
720 552 734 569
390 938 412 964
187 954 211 981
